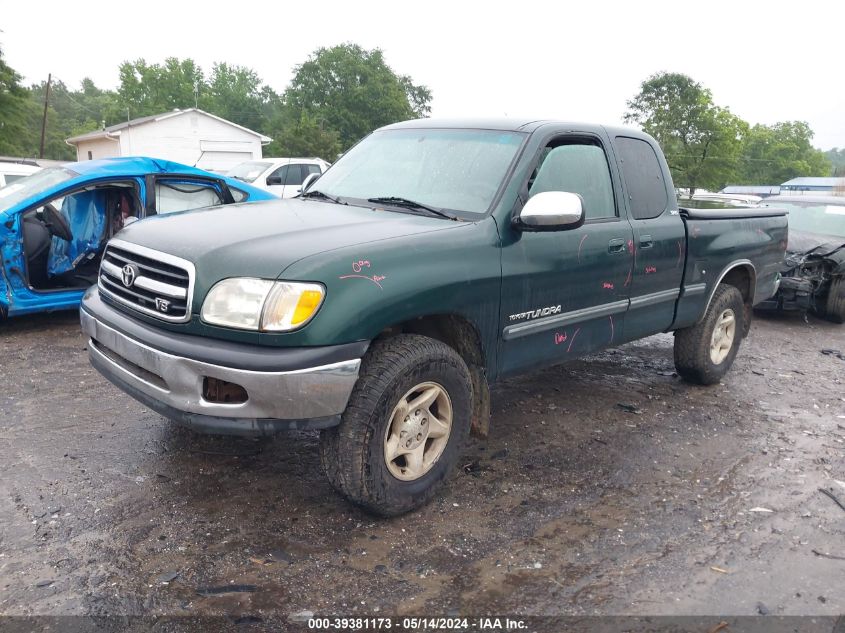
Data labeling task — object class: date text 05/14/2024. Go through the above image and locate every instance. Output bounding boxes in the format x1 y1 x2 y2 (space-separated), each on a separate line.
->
307 616 527 630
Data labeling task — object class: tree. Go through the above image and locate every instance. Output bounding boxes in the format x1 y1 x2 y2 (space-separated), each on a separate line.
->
284 43 431 150
824 148 845 177
265 111 341 161
624 72 746 194
0 46 38 157
200 63 278 135
25 77 123 160
738 122 830 184
117 57 205 118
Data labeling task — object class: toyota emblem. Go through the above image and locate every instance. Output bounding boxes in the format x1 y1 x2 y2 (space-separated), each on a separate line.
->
121 264 139 288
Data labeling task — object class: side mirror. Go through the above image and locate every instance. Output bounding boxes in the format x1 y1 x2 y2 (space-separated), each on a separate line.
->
515 191 585 231
299 172 320 194
266 175 282 186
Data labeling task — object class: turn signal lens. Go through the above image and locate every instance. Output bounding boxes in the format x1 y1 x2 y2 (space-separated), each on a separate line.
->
260 282 325 331
292 289 324 326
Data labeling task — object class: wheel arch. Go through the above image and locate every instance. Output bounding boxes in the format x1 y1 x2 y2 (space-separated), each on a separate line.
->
374 313 491 438
704 260 756 337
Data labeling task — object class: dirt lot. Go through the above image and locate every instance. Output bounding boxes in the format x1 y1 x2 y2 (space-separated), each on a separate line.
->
1 309 843 625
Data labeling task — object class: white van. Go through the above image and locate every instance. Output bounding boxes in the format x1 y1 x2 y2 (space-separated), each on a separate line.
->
0 160 41 188
227 158 330 198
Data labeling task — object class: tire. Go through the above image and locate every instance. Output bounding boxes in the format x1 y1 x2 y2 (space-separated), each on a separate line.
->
319 334 472 516
821 275 845 324
674 284 745 385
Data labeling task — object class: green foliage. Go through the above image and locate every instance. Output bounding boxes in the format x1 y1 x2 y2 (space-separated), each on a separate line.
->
117 57 205 116
825 148 845 177
624 72 747 193
0 43 429 163
738 122 830 184
265 111 341 161
199 63 279 135
283 43 431 150
0 45 38 157
624 72 833 190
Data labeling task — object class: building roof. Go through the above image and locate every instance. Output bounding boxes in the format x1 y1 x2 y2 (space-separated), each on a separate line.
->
762 195 845 205
65 108 271 145
722 185 780 195
781 177 844 187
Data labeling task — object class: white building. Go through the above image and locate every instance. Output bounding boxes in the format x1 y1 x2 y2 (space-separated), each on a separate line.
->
65 108 271 172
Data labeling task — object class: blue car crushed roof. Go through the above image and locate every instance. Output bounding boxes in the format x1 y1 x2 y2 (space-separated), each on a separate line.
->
0 156 276 318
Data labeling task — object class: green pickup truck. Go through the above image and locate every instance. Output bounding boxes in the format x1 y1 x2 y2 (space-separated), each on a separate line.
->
80 119 787 515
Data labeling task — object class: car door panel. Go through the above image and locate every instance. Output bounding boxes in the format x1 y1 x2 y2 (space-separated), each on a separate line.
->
611 136 685 342
498 131 634 377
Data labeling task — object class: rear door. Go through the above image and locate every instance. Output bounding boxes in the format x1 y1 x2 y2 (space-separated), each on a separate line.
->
498 130 634 376
611 135 686 341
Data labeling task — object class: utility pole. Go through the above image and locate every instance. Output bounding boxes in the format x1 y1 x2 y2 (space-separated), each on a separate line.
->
39 73 52 159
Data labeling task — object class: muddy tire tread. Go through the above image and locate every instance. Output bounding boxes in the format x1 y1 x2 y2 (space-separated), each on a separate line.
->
319 334 472 516
674 284 745 385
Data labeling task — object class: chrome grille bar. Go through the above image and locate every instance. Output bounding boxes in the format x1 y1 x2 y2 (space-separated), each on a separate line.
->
98 238 195 323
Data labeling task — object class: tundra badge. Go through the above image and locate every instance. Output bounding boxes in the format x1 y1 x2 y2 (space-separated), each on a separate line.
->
509 305 562 322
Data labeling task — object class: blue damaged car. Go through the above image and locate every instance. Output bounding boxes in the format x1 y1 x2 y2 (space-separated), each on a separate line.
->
0 157 275 318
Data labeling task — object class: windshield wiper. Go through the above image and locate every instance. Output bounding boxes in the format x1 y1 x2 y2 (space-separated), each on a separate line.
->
367 196 458 220
300 190 346 204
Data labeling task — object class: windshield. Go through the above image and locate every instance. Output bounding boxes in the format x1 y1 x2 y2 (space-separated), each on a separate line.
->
227 161 272 183
766 201 845 239
0 167 78 214
313 128 526 216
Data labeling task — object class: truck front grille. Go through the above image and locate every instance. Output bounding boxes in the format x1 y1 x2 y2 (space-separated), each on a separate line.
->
98 239 195 323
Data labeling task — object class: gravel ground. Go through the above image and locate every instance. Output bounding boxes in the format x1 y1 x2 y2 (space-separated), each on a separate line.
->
0 309 843 626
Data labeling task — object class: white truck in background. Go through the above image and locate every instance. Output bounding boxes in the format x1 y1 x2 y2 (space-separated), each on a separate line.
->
227 158 330 198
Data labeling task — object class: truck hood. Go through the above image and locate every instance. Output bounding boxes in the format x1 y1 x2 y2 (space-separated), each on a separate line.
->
115 198 461 281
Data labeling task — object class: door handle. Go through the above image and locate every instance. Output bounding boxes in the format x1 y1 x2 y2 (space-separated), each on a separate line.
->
639 235 654 249
607 238 626 254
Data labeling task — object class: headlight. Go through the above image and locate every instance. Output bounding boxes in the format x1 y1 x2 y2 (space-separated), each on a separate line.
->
201 278 324 332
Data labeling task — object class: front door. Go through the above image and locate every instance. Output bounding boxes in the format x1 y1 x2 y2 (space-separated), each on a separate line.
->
499 132 634 377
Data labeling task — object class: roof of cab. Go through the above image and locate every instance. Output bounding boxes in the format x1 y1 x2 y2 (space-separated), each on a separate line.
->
378 118 652 141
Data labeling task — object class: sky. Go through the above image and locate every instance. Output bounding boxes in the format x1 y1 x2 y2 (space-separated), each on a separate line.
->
3 0 844 149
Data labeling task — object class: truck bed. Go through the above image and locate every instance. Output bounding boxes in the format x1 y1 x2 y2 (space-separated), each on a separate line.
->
672 207 788 330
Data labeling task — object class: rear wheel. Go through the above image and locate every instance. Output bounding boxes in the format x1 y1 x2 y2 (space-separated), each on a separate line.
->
821 275 845 324
319 334 472 516
674 284 745 385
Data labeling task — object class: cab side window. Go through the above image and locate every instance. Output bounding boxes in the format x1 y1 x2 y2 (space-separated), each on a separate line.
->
267 165 287 185
528 140 616 220
284 164 306 186
614 136 668 220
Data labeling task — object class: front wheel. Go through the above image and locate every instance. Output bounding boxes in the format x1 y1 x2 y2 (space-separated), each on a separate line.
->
319 334 472 516
674 284 745 385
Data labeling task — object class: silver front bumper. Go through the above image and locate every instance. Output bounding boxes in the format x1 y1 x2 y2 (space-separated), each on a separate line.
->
80 310 361 421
